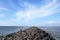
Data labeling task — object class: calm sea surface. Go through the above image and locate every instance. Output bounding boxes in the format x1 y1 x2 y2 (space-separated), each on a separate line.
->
0 26 60 40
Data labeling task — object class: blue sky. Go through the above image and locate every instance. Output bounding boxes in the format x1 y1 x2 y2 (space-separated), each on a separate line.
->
0 0 60 26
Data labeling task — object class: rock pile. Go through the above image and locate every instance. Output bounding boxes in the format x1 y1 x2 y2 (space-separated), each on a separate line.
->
0 27 56 40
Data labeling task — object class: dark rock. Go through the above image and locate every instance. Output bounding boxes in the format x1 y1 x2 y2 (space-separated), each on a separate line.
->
0 27 56 40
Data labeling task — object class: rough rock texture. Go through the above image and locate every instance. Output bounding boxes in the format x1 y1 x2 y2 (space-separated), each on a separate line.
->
0 27 56 40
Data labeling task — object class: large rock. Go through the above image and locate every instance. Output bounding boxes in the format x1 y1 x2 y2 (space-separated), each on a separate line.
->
0 27 56 40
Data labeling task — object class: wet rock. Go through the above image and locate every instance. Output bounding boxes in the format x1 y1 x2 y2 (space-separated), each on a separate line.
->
0 36 5 40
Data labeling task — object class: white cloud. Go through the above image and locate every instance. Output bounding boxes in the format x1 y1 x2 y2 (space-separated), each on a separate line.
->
0 7 9 17
43 21 60 26
47 21 56 24
15 0 59 22
0 21 19 26
0 7 9 11
6 0 60 26
10 19 16 21
0 21 9 26
0 14 6 17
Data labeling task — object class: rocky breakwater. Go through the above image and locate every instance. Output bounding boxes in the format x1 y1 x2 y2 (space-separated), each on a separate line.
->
0 27 56 40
